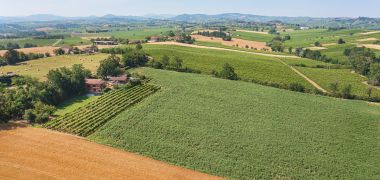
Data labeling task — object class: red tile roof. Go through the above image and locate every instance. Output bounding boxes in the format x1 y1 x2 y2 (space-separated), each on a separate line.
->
85 79 105 85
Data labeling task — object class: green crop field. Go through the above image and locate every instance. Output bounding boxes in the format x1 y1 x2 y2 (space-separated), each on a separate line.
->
88 68 380 179
57 37 92 46
319 44 355 64
92 27 172 40
280 29 366 48
54 95 99 116
231 31 274 42
0 54 108 80
0 38 58 47
144 44 314 89
296 67 380 97
44 84 160 136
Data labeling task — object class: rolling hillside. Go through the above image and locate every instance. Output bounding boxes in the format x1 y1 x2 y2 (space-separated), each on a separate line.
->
89 68 380 179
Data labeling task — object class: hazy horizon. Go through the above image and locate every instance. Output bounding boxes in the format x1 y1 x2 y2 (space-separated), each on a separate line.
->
0 0 379 18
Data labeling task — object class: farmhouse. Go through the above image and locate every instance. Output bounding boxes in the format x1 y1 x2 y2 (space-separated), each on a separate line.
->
85 79 106 93
107 75 128 85
85 76 129 93
149 36 161 42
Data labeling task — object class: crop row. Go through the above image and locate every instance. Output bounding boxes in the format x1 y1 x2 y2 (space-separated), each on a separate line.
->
43 84 159 136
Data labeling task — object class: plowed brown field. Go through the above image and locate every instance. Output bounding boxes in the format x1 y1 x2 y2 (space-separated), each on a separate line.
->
0 124 222 180
191 35 269 51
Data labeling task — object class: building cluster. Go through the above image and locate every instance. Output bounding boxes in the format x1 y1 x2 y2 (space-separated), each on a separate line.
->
85 75 128 93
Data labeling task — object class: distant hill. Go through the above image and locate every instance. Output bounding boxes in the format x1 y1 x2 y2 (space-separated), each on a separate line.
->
0 13 379 29
171 13 380 29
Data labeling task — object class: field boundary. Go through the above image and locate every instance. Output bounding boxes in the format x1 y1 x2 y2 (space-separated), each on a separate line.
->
52 39 63 47
278 59 328 93
149 42 299 58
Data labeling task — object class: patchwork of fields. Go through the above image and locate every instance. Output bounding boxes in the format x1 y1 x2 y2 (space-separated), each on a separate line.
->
144 44 315 89
87 68 380 179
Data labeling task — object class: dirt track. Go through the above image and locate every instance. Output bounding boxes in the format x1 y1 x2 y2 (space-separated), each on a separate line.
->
149 41 299 58
278 59 328 93
0 124 222 180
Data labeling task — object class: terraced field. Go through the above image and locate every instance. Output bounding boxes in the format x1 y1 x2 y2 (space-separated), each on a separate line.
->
44 84 160 136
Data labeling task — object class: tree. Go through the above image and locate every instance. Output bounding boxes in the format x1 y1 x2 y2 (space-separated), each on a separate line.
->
289 83 305 92
369 63 380 85
161 55 170 69
53 48 65 55
170 56 183 70
168 30 175 37
283 34 291 41
314 41 322 47
329 81 339 95
3 49 20 65
97 55 122 80
122 49 149 68
136 43 143 50
47 64 91 100
367 87 374 98
344 47 376 76
268 28 277 34
217 63 239 80
341 85 352 99
23 101 56 123
288 47 293 54
338 38 346 44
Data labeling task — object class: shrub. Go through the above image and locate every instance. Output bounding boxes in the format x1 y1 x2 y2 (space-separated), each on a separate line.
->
288 83 305 92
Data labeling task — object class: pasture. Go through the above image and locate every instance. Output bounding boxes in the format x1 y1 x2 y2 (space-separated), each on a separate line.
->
0 54 108 80
89 68 380 179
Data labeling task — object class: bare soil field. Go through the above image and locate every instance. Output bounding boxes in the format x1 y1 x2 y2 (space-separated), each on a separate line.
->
0 46 58 56
307 46 327 50
191 35 270 51
236 29 269 34
0 124 221 180
360 31 380 35
359 44 380 50
356 38 378 42
322 43 337 47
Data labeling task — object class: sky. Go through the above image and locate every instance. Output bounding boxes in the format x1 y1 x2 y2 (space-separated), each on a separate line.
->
0 0 379 18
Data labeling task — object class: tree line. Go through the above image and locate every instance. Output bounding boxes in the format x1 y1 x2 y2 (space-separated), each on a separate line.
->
0 49 47 66
0 42 38 50
0 64 91 123
197 31 232 41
